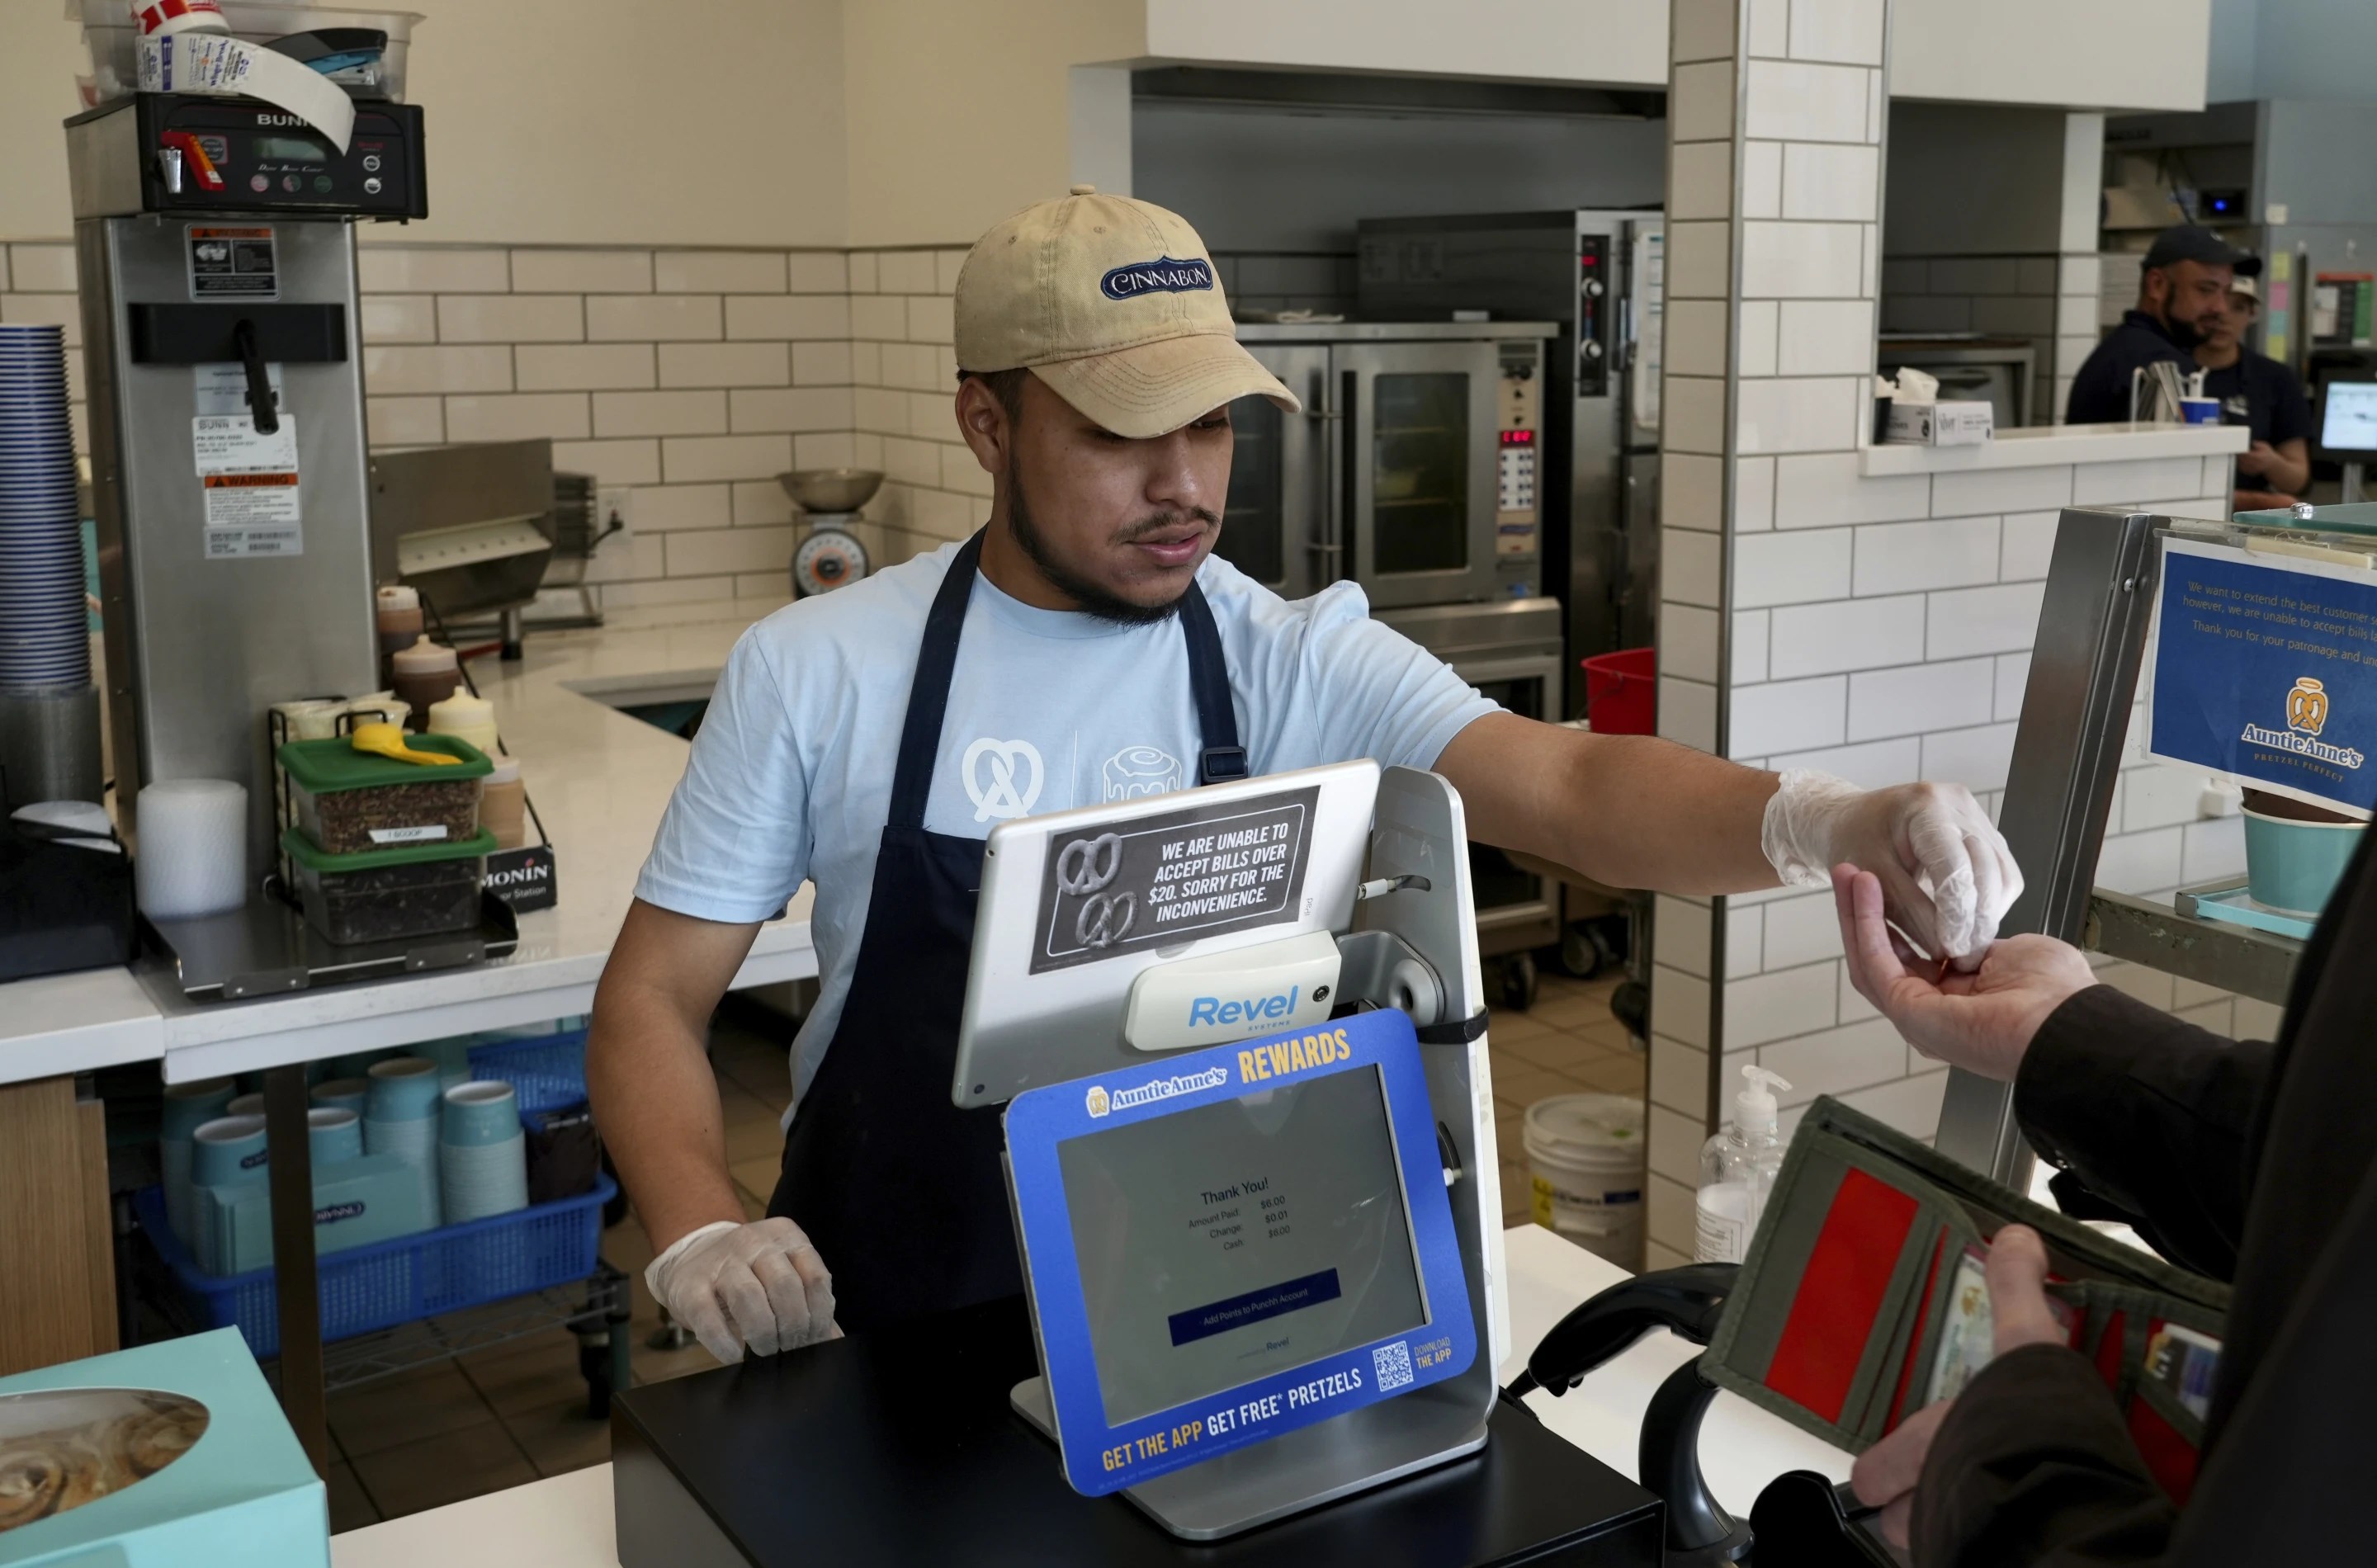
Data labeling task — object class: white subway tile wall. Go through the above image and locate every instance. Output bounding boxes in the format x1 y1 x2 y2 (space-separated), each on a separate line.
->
0 240 1018 605
1649 5 2247 1259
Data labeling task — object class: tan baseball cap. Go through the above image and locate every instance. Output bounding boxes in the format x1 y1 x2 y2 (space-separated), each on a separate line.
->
954 186 1300 439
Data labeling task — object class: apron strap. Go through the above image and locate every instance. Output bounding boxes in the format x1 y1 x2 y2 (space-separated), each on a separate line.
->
886 531 1245 826
1177 582 1246 786
886 531 986 830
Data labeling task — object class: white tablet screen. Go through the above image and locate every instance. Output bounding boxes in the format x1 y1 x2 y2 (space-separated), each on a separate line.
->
1056 1066 1427 1426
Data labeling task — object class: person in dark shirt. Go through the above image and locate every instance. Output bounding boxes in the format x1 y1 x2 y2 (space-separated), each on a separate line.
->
2066 225 2256 424
2196 274 2313 510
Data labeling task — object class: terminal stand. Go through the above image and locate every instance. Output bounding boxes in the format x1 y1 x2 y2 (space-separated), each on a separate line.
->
999 767 1507 1539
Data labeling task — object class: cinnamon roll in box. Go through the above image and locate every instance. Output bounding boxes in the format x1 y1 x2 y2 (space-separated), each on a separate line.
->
0 1329 324 1564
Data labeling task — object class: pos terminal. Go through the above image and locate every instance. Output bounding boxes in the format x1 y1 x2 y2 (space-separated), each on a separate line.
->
610 763 1664 1564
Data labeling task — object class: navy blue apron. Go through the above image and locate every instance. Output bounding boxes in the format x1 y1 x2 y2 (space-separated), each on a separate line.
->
768 530 1245 1331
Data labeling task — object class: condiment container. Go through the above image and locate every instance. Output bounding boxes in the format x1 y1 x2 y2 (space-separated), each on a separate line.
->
281 828 495 945
376 583 423 647
277 734 490 855
390 642 461 733
480 757 527 850
426 691 500 756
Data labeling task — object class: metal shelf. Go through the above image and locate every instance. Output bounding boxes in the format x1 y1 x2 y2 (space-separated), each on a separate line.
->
2083 886 2304 1007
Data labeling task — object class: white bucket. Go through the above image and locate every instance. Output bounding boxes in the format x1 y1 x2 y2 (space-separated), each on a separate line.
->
1524 1093 1646 1269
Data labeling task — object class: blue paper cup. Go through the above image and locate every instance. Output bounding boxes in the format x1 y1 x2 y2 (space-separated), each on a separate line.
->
2242 806 2365 915
440 1079 519 1147
440 1131 528 1222
311 1077 371 1113
191 1114 270 1186
162 1078 236 1141
366 1056 442 1122
309 1107 365 1168
2180 396 2222 425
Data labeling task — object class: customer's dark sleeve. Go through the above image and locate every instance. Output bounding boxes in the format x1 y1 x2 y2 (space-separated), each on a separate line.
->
2012 985 2274 1280
1913 1345 2176 1567
2266 361 2313 447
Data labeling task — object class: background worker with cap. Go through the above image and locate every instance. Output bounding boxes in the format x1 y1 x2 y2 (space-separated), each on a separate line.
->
585 188 2025 1363
2067 224 2261 423
2195 272 2313 511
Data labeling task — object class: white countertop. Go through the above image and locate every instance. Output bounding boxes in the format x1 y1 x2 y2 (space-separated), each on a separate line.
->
1860 420 2246 475
0 966 165 1086
0 598 812 1087
330 1226 1850 1566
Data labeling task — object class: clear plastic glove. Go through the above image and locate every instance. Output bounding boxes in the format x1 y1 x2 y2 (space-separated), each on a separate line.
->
645 1216 838 1363
1762 770 2021 971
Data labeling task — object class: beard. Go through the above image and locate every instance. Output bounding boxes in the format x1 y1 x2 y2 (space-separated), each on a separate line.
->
1004 460 1212 626
2163 310 2208 350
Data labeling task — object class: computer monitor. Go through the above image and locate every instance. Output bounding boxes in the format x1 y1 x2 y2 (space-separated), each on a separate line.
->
2317 380 2377 459
951 760 1379 1109
1003 1006 1477 1496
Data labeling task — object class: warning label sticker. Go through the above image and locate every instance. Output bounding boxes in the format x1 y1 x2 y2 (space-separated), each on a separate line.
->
192 413 298 476
187 225 277 300
203 471 303 557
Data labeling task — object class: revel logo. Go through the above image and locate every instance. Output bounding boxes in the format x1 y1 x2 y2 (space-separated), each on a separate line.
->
1188 987 1297 1028
1100 256 1215 300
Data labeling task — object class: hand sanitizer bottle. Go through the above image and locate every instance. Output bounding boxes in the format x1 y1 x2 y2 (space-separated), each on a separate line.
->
1694 1065 1792 1263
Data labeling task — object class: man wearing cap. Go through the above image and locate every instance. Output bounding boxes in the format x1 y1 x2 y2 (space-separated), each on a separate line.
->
588 190 2023 1363
2067 224 2258 424
2195 272 2313 511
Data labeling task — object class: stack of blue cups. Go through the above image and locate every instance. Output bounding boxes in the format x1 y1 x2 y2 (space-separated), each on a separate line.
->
439 1080 528 1222
160 1078 235 1249
188 1112 270 1273
0 322 102 805
363 1056 444 1227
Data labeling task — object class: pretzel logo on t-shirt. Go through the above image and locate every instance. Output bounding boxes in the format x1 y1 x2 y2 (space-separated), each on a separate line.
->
962 737 1043 821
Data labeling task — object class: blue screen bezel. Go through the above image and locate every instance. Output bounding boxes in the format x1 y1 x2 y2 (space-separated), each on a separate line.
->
1004 1008 1477 1496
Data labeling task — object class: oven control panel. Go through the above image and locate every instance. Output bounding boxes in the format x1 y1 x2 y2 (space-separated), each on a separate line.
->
1496 340 1543 561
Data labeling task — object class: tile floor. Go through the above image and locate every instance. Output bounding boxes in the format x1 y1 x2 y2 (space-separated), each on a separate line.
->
1486 971 1645 1230
324 973 1644 1531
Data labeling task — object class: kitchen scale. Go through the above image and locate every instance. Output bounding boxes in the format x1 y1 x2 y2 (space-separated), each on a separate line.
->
777 466 881 597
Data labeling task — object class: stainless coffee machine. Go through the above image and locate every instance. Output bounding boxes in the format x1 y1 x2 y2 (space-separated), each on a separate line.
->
69 92 426 873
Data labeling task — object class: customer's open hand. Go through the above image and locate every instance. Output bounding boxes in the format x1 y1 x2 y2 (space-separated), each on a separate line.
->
1833 865 2096 1081
1849 1226 2070 1547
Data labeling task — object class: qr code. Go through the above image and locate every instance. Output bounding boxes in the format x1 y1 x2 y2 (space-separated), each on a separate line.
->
1373 1339 1414 1391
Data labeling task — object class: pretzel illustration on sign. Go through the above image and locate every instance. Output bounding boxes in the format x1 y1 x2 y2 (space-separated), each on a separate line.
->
1056 831 1124 896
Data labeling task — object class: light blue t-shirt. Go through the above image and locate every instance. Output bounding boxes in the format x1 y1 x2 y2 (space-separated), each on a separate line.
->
633 543 1500 1100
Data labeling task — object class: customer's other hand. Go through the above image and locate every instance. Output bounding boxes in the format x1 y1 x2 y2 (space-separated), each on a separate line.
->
1848 1226 2069 1547
1833 865 2096 1080
645 1216 839 1363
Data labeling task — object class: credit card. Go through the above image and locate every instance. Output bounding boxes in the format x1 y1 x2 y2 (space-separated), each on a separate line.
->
1924 1243 2080 1405
2144 1322 2222 1422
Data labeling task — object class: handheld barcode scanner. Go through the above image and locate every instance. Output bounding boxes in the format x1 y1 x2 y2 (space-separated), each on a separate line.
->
952 762 1509 1541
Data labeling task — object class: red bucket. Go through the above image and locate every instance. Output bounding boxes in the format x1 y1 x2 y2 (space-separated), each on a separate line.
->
1581 647 1656 734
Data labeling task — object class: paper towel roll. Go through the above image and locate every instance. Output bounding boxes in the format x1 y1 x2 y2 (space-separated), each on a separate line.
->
135 778 247 919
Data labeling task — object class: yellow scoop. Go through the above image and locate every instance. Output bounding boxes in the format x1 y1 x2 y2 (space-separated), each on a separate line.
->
350 721 462 766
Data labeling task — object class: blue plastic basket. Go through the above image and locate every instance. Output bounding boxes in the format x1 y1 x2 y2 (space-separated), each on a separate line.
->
466 1027 588 1116
134 1173 613 1361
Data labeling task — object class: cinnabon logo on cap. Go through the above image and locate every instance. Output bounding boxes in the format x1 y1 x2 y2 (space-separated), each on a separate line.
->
1099 257 1215 301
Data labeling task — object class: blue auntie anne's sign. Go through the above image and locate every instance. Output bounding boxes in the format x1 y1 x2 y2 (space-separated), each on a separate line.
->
2149 536 2377 817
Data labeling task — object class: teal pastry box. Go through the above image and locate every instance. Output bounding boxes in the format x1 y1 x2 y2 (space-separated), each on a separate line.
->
0 1329 327 1566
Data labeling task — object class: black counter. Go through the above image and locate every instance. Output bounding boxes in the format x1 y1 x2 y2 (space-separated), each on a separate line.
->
612 1296 1664 1566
